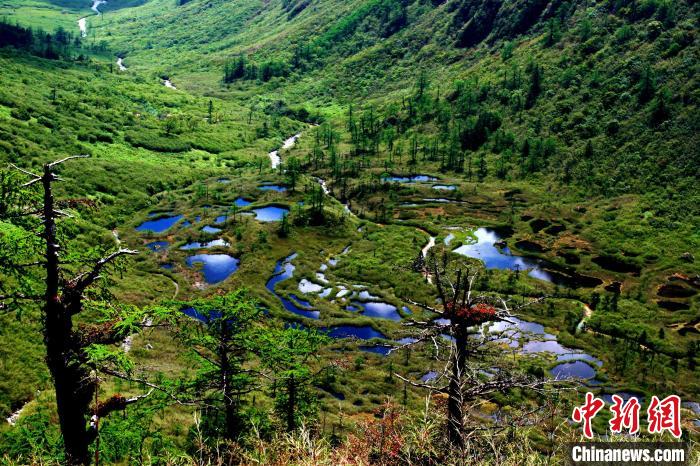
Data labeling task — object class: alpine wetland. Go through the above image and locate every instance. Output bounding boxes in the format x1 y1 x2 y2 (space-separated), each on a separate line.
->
0 0 698 464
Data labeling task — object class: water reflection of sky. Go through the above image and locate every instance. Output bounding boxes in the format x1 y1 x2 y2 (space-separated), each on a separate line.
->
453 228 558 283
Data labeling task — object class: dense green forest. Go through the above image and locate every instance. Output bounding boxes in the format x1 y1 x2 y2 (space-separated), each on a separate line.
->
0 0 698 463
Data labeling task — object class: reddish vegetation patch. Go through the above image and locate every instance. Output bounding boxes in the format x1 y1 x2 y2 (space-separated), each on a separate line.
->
447 302 497 326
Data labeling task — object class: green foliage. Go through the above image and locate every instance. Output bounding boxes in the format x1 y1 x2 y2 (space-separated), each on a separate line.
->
259 327 329 431
1 408 64 463
172 290 263 440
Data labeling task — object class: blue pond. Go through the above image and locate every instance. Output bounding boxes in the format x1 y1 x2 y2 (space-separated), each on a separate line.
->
550 361 596 380
160 263 174 270
234 197 252 207
201 225 222 234
146 241 169 252
453 228 564 285
266 253 320 319
180 239 229 250
360 345 393 355
383 175 437 183
454 228 541 272
185 254 239 284
351 301 402 321
421 371 438 382
432 184 456 190
253 206 289 222
136 214 184 233
453 228 602 288
322 325 387 340
258 184 287 192
215 215 227 224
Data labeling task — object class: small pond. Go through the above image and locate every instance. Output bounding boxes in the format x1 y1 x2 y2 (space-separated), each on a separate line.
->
383 175 438 183
351 301 402 321
359 345 393 355
258 184 287 192
321 325 387 340
253 206 289 222
432 184 456 190
185 254 239 284
136 214 184 233
453 228 601 288
299 279 324 294
550 361 597 380
201 226 222 234
180 239 229 250
266 253 320 319
234 197 252 207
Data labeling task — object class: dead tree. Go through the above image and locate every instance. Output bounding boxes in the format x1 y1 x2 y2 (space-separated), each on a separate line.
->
395 249 552 451
0 157 157 465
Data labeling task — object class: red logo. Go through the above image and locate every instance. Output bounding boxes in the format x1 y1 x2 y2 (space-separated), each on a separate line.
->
573 392 683 438
572 392 605 439
647 395 682 438
609 395 641 435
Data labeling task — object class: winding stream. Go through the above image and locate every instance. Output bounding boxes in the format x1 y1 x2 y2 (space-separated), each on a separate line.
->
269 133 301 169
77 0 106 38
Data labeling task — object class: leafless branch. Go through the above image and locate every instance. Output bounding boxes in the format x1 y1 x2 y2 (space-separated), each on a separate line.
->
68 248 138 295
8 163 39 179
100 367 196 407
48 154 90 168
394 372 446 392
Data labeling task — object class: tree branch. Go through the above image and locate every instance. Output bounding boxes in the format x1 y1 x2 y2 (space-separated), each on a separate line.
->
100 367 196 407
48 154 90 169
68 248 138 297
8 163 39 179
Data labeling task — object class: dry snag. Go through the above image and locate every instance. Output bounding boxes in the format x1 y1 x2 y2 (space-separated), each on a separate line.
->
396 249 552 451
1 157 153 465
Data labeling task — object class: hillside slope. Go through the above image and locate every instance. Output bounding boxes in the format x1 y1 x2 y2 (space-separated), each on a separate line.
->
95 0 699 202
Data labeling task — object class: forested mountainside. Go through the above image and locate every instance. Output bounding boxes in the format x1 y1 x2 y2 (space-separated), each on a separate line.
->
0 0 698 463
82 0 699 210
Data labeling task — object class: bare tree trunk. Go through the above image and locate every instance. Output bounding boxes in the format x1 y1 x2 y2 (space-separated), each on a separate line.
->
41 164 94 465
5 157 140 465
